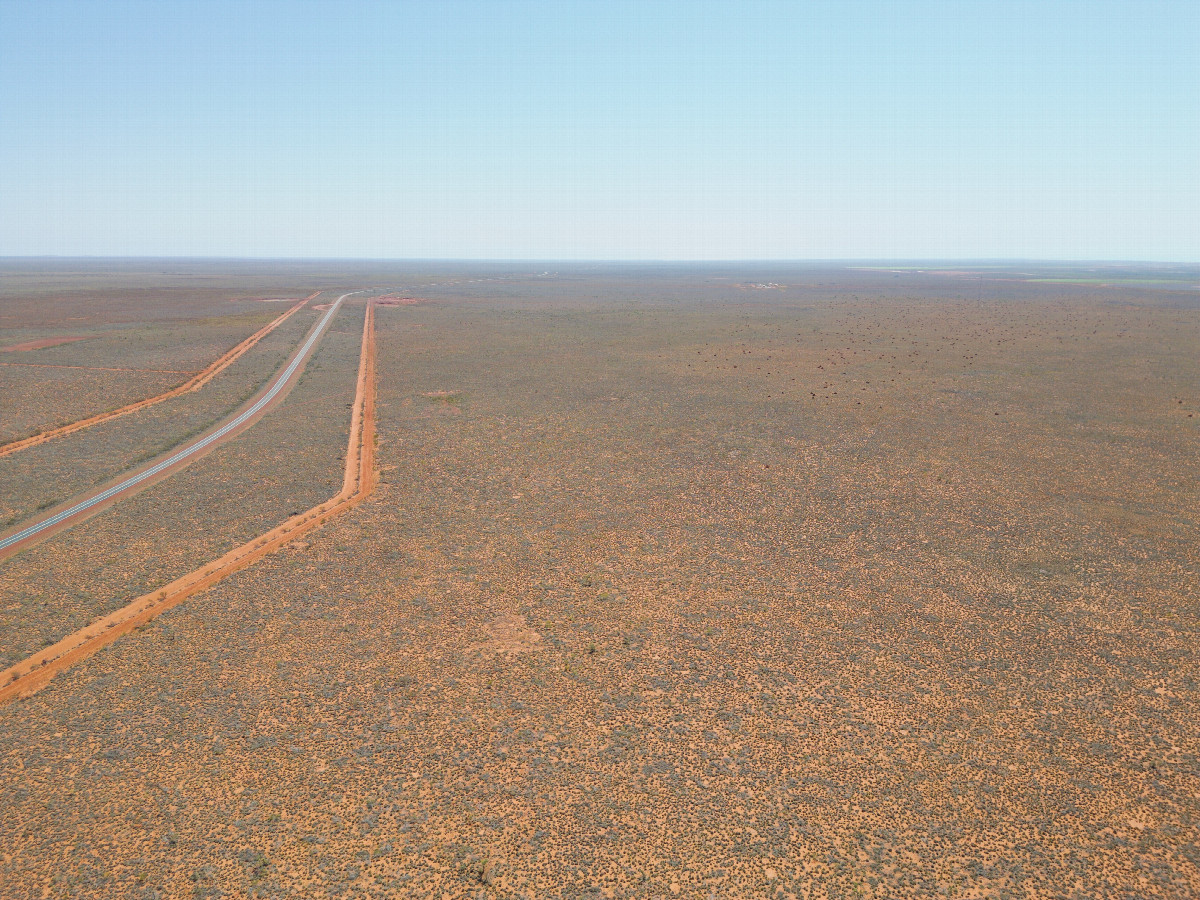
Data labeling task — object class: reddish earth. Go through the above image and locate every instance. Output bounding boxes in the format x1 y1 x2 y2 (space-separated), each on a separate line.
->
0 362 197 374
0 301 376 705
375 295 425 306
235 291 321 303
2 266 1195 898
0 335 90 352
0 295 312 458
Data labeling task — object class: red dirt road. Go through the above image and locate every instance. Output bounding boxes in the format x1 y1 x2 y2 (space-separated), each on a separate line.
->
0 293 358 560
0 301 376 706
0 293 318 459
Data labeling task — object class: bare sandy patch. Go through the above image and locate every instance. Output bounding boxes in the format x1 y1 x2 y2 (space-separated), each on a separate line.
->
1 336 90 352
423 389 464 414
467 613 541 658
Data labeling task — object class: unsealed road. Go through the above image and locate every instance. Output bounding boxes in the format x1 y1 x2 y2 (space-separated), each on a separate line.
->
0 291 368 558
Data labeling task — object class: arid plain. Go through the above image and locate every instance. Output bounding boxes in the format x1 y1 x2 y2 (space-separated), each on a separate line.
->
1 261 1197 899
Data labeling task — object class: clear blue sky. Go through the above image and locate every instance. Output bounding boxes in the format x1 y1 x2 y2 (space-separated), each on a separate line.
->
1 0 1197 259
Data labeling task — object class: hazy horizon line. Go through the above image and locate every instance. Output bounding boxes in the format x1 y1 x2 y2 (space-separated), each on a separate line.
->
2 255 1198 266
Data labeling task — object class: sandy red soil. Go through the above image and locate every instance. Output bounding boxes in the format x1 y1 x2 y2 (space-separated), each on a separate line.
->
1 265 1195 898
0 296 311 458
0 362 196 374
0 335 90 352
0 302 375 705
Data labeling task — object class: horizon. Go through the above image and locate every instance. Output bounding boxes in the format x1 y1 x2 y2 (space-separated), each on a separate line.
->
3 256 1200 266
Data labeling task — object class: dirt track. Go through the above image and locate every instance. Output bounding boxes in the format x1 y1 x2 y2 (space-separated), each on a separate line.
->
0 336 91 352
0 291 356 559
0 300 376 706
0 292 318 458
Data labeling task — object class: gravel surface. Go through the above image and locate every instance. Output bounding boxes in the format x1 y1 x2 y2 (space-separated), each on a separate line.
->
0 268 1197 899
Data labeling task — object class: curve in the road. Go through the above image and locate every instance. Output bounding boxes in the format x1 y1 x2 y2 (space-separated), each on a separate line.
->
0 291 319 459
0 299 377 707
0 291 366 558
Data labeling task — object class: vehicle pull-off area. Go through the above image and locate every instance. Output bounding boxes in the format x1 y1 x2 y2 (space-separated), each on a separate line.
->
0 300 377 705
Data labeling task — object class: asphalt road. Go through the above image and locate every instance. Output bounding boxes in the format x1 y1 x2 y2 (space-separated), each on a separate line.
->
0 291 368 556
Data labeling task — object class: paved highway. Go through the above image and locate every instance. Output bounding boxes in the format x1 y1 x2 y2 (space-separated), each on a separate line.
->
0 291 368 556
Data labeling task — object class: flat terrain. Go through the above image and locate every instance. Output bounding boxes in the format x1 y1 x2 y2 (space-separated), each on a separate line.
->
0 262 1197 898
0 302 363 666
0 306 320 528
0 266 310 443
